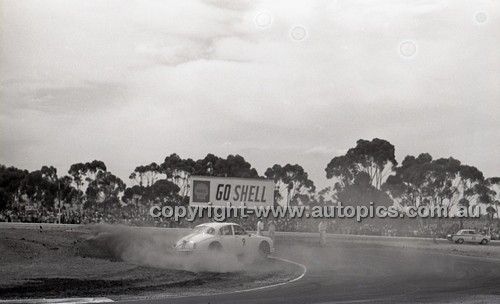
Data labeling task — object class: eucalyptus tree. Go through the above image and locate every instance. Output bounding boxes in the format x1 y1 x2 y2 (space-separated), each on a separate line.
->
0 165 28 210
265 164 315 207
325 138 397 190
68 160 107 207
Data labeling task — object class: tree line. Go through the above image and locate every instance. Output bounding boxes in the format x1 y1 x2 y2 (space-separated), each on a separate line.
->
1 138 499 221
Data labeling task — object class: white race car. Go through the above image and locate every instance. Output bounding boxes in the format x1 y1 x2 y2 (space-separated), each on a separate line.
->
174 222 274 257
446 229 490 245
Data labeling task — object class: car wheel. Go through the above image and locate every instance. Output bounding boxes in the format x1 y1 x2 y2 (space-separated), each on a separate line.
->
456 238 464 244
259 241 270 257
480 239 489 245
208 242 222 252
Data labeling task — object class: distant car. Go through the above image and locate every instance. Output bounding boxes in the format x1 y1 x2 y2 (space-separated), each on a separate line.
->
174 222 274 257
446 229 490 245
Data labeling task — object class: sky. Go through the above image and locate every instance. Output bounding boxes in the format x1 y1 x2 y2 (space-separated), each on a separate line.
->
1 0 499 190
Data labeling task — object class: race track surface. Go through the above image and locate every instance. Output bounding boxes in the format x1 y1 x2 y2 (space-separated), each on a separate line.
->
123 238 500 304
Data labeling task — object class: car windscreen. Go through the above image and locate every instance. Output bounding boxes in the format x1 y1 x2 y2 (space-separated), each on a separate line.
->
193 226 215 235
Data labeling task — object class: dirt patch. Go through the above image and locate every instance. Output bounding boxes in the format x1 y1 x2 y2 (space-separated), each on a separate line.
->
0 224 302 300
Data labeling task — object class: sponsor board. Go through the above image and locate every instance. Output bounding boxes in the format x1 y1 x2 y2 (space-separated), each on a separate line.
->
189 176 274 207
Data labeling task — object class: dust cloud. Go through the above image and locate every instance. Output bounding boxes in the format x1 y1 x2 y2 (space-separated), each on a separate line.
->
80 224 245 273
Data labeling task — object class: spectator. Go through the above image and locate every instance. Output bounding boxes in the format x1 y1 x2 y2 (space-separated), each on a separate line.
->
256 217 264 236
267 219 276 242
318 221 327 245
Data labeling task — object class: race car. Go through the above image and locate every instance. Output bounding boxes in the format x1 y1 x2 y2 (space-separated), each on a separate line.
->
174 222 274 257
446 229 490 245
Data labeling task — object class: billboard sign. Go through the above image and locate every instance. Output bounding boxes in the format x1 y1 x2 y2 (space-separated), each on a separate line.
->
189 176 274 207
